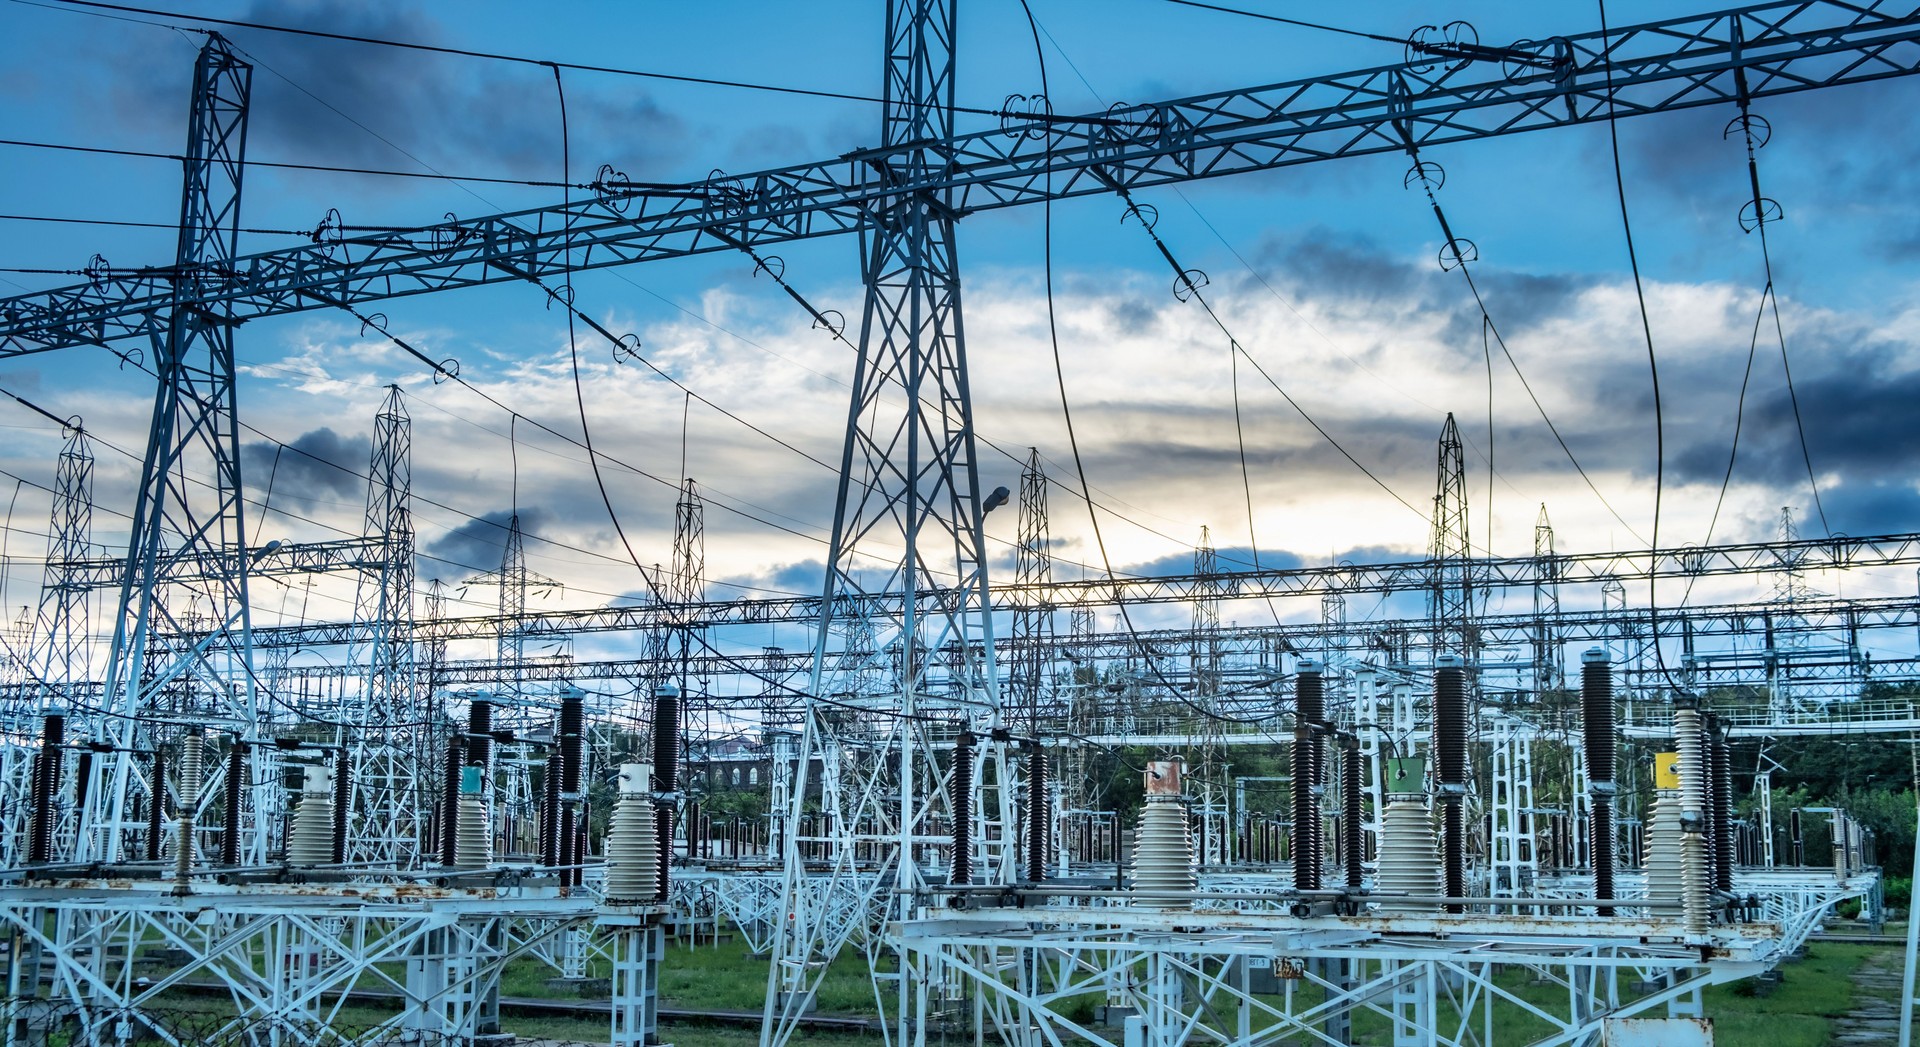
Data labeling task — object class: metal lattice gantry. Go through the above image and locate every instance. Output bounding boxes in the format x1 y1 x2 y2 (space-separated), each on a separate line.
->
3 6 1920 1047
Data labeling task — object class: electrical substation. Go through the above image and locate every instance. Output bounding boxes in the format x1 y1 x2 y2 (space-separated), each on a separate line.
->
4 1 1920 1045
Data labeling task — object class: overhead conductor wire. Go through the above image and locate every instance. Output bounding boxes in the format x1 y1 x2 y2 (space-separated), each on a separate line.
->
537 68 897 717
1597 0 1682 691
1013 1 1281 728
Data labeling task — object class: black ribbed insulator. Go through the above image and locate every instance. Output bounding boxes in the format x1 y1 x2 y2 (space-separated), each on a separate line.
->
540 744 561 866
331 750 352 864
73 749 92 827
574 819 588 887
1435 658 1468 911
1027 746 1049 882
221 740 245 866
146 747 166 862
1790 808 1804 866
1342 743 1363 890
652 691 680 790
28 714 63 866
1591 803 1616 901
26 751 48 866
467 699 492 770
560 694 586 794
653 688 680 897
1700 721 1721 887
1580 650 1617 899
1435 662 1468 786
1711 720 1735 893
951 731 975 884
1293 663 1325 892
1580 652 1616 781
440 737 464 867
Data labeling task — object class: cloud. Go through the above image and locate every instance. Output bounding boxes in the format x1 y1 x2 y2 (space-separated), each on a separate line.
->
243 427 367 512
1815 480 1920 537
103 1 688 179
423 507 550 575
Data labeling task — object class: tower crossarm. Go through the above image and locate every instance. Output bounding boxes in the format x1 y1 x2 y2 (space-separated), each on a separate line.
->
2 1 1915 354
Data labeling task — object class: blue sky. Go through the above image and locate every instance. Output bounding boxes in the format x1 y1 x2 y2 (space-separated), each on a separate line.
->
4 0 1920 678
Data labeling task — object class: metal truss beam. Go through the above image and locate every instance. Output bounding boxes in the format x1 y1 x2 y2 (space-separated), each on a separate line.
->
220 530 1920 651
4 3 1918 353
46 536 385 591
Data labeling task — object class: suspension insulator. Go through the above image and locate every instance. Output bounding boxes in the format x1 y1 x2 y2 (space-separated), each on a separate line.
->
1027 744 1049 882
1294 660 1325 892
331 749 352 864
951 730 975 885
221 739 246 866
1434 656 1468 912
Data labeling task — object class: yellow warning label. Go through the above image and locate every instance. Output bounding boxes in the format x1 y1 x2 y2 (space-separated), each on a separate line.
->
1654 751 1680 790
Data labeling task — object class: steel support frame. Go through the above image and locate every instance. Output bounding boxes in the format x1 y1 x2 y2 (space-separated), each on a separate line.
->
900 908 1775 1047
0 883 597 1047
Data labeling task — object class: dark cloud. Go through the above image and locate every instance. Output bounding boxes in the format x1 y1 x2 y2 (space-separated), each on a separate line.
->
106 1 687 179
243 427 366 511
1248 228 1594 351
1815 480 1920 537
1253 228 1427 306
1608 79 1920 259
424 507 549 574
1671 348 1920 490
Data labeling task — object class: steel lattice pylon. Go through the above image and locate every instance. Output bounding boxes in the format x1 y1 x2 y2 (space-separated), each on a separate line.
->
766 3 1013 1042
30 422 93 712
84 34 263 866
343 384 423 864
1428 413 1474 666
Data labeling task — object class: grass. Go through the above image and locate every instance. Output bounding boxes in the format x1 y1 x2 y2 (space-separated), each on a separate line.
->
1701 941 1875 1047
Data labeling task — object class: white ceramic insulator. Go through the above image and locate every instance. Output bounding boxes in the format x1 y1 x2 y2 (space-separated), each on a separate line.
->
1375 797 1442 912
287 795 334 866
455 798 491 867
605 792 660 903
171 735 204 886
1673 706 1709 935
1131 798 1195 904
1644 789 1683 908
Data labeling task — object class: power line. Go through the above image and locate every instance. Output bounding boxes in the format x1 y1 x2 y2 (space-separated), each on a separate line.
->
0 137 590 188
34 0 878 103
1155 0 1401 44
